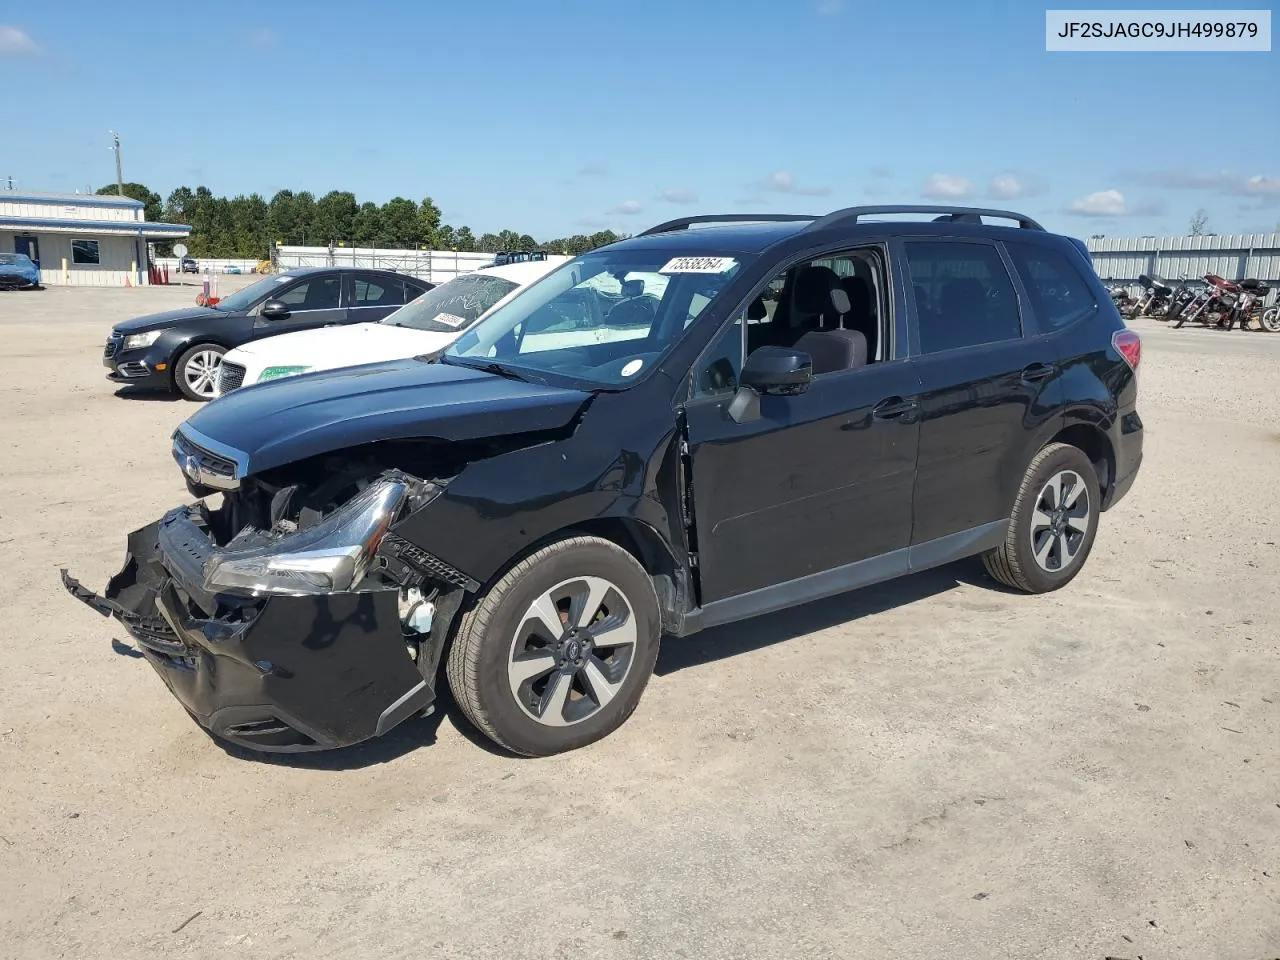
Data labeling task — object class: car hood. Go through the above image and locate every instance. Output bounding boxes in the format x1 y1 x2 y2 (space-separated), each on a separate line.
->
230 322 455 367
114 306 228 334
180 357 592 477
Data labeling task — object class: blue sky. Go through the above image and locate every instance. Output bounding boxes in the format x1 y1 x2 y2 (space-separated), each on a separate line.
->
1 0 1277 240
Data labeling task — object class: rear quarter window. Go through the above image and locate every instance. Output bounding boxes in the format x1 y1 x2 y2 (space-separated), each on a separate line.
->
1004 241 1098 332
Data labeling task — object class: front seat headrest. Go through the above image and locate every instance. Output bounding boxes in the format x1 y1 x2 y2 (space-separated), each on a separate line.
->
794 265 844 315
747 296 767 321
839 276 872 319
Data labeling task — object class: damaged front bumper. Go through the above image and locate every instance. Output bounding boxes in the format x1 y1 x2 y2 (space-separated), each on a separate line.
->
62 505 440 753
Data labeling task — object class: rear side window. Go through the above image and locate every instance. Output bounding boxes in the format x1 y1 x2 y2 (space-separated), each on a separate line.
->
1004 241 1098 331
905 241 1021 354
352 277 403 307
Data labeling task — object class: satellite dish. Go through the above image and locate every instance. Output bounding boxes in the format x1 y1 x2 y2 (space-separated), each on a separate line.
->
173 243 188 258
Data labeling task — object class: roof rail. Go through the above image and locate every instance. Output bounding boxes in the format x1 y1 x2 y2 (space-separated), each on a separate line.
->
804 205 1045 232
638 214 816 237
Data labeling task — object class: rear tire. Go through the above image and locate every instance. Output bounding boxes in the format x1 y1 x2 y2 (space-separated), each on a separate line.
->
446 535 661 757
982 443 1100 594
1260 306 1280 333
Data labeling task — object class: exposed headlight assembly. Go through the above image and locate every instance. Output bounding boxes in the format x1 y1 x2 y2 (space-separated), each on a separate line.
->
123 330 163 351
202 476 445 597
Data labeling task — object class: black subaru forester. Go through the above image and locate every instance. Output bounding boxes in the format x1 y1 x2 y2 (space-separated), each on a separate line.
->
64 205 1143 758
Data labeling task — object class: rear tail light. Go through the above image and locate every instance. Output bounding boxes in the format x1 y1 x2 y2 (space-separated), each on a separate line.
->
1112 329 1141 372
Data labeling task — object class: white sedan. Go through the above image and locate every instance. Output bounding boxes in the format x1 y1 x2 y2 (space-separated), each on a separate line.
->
214 258 570 396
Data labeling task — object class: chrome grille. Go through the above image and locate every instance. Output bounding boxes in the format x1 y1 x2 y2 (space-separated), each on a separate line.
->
171 430 242 490
117 361 150 378
218 362 247 395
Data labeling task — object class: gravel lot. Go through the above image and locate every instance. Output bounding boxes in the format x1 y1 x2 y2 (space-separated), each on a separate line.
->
1 283 1278 960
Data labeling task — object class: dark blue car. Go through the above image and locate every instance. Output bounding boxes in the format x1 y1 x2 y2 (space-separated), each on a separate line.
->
0 252 40 290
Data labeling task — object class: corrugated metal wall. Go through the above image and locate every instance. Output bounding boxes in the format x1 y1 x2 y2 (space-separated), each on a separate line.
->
1085 233 1280 284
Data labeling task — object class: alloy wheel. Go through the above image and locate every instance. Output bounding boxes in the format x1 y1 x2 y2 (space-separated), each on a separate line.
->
507 576 637 727
1029 469 1091 573
183 349 223 398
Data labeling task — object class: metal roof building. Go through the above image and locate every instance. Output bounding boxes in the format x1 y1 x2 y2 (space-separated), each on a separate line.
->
0 190 191 287
1085 233 1280 291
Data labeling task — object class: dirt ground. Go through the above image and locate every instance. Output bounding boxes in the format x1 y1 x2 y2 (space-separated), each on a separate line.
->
1 282 1277 960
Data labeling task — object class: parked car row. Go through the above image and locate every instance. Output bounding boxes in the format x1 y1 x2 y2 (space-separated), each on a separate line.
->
65 205 1143 763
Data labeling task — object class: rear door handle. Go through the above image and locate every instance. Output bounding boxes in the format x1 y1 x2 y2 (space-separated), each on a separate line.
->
872 397 919 421
1020 362 1056 383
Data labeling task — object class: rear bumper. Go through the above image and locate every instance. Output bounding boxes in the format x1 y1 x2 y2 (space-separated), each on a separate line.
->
1103 410 1143 511
62 507 433 753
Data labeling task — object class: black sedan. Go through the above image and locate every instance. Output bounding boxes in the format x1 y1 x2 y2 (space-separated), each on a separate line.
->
104 267 433 400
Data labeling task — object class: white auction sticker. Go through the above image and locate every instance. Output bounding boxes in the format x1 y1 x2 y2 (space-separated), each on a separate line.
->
621 359 644 377
659 256 737 274
433 312 469 329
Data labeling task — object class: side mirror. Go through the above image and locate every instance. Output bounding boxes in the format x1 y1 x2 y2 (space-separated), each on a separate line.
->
260 299 290 320
741 346 812 395
727 347 812 424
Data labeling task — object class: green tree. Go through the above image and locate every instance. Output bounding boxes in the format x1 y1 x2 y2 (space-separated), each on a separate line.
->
98 182 163 222
380 197 420 247
435 224 457 249
455 226 477 251
353 202 383 246
417 196 442 247
314 190 358 245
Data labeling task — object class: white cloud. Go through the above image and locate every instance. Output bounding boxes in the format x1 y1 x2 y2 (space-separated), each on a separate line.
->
1241 175 1280 195
1066 189 1128 217
922 174 973 199
0 25 39 56
760 170 831 197
608 200 643 215
989 174 1026 199
658 188 698 205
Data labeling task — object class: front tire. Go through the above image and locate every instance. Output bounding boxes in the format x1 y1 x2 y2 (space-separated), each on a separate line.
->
174 343 226 401
1261 306 1280 333
982 443 1101 594
446 535 662 756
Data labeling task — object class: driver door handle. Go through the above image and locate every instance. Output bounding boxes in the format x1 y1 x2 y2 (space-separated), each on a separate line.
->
872 397 919 421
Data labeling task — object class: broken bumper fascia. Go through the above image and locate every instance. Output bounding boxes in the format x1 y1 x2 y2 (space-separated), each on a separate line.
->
62 506 435 753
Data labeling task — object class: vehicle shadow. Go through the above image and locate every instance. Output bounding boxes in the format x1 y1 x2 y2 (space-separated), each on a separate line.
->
655 558 999 676
113 386 182 403
206 559 1004 770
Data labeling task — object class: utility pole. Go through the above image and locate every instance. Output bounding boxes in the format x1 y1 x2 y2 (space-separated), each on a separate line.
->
109 130 124 195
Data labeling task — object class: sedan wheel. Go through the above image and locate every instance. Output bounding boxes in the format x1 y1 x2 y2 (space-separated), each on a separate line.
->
175 344 226 401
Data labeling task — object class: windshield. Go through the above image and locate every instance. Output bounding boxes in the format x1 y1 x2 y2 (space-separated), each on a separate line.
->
213 273 299 312
383 273 519 333
445 249 747 386
0 253 28 265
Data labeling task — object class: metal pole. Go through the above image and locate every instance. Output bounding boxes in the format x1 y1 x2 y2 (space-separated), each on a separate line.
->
110 131 124 195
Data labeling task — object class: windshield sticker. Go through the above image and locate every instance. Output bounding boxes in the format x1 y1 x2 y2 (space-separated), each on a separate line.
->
433 312 469 329
659 256 737 275
621 359 643 377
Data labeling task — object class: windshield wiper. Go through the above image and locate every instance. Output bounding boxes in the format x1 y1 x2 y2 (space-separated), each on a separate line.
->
444 356 528 382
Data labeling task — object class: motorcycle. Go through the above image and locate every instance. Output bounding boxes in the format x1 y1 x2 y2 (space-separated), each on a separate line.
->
1129 274 1176 318
1107 283 1134 314
1228 279 1275 331
1261 298 1280 334
1161 276 1197 322
1171 274 1240 329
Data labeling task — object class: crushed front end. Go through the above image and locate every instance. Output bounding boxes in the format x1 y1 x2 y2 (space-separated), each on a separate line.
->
63 467 474 753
